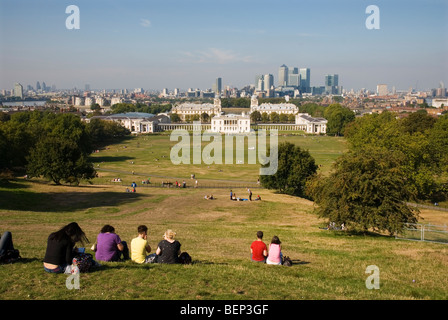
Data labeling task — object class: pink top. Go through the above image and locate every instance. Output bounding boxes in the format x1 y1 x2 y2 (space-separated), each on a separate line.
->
267 243 281 263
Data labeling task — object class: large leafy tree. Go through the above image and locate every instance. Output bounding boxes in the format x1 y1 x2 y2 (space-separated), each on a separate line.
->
260 142 317 197
344 112 446 200
323 103 355 136
26 136 96 185
306 147 419 235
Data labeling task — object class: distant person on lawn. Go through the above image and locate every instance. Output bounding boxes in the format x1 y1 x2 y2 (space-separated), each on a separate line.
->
130 225 152 264
250 231 267 263
94 224 129 262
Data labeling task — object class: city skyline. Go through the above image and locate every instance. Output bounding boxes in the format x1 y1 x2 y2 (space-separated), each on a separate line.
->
1 0 447 92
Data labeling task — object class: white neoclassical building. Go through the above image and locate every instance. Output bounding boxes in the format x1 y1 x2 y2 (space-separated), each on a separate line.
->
211 114 251 134
250 95 298 115
295 113 327 134
87 112 170 134
171 97 222 121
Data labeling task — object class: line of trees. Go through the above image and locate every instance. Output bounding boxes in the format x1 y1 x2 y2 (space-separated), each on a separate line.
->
0 111 130 185
260 112 448 235
110 102 172 115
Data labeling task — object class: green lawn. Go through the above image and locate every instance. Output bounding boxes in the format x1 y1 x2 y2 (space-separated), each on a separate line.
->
1 134 447 301
89 133 347 187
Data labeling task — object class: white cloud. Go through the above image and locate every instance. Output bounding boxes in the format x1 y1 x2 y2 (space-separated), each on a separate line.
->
140 19 151 27
179 48 254 64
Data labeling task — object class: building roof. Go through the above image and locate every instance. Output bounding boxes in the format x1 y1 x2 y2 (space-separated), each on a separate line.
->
173 103 217 110
254 103 298 110
297 113 328 123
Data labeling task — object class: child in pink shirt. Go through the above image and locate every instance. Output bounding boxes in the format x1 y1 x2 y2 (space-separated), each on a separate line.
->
266 236 283 265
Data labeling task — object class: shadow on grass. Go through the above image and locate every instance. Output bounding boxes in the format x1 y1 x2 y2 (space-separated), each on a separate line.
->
0 188 147 212
290 259 310 266
89 155 136 163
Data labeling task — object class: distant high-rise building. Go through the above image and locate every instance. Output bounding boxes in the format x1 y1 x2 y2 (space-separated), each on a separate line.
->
14 83 23 99
85 84 91 91
325 74 340 94
213 77 222 95
255 75 264 90
325 74 338 87
278 64 289 87
42 82 47 92
36 81 41 91
376 84 388 96
288 73 300 87
264 74 274 90
299 68 311 93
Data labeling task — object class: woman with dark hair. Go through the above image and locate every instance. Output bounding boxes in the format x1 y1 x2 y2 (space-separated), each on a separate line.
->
94 224 129 262
43 222 89 273
266 235 283 265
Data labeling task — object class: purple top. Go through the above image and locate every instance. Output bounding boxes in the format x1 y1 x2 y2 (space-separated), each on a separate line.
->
95 233 121 262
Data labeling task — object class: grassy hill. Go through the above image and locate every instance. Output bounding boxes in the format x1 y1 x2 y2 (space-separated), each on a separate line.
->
0 134 447 300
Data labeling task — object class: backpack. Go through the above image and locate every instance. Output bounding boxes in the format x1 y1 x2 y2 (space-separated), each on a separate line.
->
72 253 94 272
179 252 192 264
282 256 292 267
0 249 21 264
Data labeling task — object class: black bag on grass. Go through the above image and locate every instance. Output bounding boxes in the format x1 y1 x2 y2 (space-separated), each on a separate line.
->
179 252 192 264
0 249 21 264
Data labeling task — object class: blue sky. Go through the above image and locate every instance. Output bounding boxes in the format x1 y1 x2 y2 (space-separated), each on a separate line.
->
1 0 447 92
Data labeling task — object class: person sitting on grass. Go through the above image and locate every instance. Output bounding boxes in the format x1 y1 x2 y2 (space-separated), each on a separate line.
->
266 236 283 265
250 231 267 263
43 222 89 273
0 231 20 264
155 229 181 264
130 225 152 264
94 225 129 262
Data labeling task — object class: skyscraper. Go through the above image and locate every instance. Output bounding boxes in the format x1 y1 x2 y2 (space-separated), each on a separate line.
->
299 68 311 93
325 74 340 94
288 68 299 87
14 83 23 99
264 74 274 90
376 84 388 96
213 77 222 95
278 65 289 87
36 81 41 91
325 74 338 87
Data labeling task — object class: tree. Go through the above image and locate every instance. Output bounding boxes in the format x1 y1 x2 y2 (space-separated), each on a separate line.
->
288 114 295 123
401 112 436 135
86 118 130 147
306 147 419 235
270 112 279 123
200 112 210 123
261 112 269 123
324 103 355 136
170 113 181 123
344 111 444 200
250 111 261 123
279 113 289 123
26 136 96 185
260 142 317 197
